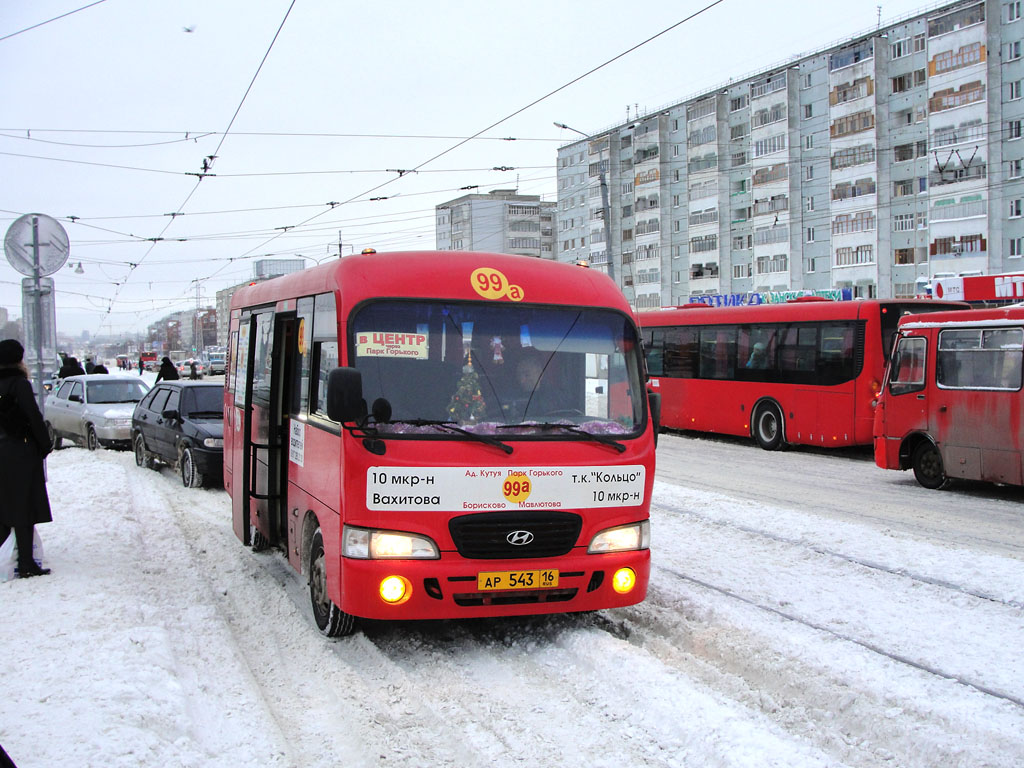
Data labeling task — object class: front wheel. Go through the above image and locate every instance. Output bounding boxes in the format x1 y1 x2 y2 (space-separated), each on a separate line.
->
309 528 357 638
181 446 205 488
912 441 948 490
752 402 785 451
85 425 98 451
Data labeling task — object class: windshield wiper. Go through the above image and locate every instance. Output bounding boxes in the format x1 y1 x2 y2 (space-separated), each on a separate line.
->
498 422 627 453
380 419 513 455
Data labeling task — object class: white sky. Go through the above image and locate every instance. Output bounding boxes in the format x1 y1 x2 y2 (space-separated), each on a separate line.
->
1 0 935 337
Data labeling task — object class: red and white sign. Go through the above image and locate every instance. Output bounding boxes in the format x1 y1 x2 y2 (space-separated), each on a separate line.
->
356 331 429 359
933 273 1024 303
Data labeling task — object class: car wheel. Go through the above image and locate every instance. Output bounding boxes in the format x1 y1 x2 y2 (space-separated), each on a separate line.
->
309 527 357 638
912 441 947 490
134 432 155 469
85 425 99 451
46 422 62 451
181 446 205 488
752 402 785 451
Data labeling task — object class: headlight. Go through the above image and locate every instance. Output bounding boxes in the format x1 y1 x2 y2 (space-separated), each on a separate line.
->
103 417 132 427
203 437 223 448
342 525 439 559
587 520 650 554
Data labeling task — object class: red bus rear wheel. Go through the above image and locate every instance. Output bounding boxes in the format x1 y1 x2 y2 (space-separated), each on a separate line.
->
309 528 357 638
753 402 785 451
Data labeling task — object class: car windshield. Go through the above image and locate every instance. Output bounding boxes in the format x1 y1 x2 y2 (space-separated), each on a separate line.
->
86 380 148 404
349 300 645 437
184 386 224 417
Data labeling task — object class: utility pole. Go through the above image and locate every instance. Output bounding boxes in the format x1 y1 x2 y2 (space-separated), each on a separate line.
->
554 122 616 284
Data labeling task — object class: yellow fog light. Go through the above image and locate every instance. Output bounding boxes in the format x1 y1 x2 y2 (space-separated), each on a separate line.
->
611 567 636 594
379 575 411 605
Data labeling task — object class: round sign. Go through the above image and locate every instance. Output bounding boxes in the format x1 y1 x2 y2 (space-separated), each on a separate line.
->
4 213 70 277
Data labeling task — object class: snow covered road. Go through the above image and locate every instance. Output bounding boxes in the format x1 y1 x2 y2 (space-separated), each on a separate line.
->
2 435 1023 767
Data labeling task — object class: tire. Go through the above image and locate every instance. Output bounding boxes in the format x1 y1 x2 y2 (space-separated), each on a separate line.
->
181 446 205 488
309 527 357 638
46 422 62 451
912 441 948 490
752 402 785 451
134 432 155 469
85 424 99 451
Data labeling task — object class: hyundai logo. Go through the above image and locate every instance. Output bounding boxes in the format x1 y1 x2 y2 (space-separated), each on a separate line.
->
506 530 534 546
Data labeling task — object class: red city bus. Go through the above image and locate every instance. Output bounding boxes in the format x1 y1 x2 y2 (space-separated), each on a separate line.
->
225 250 656 636
874 306 1024 489
638 298 967 450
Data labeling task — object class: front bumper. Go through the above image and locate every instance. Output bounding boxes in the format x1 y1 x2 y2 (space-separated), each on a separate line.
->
335 548 650 621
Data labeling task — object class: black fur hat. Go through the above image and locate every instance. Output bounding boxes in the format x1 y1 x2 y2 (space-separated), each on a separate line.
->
0 339 24 365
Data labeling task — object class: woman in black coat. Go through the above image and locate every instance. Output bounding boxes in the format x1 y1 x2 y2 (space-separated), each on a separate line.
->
0 339 53 577
155 356 179 383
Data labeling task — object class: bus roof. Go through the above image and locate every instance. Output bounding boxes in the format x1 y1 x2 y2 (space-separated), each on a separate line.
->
229 250 631 315
636 299 968 327
898 304 1024 330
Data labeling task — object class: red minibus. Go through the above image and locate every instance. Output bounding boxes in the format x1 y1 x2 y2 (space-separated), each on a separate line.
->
874 305 1024 489
638 298 967 450
225 250 656 636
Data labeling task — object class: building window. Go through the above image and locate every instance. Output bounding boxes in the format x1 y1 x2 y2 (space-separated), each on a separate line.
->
1010 120 1023 140
1012 237 1023 257
891 38 912 59
730 95 749 112
804 165 814 181
806 227 815 243
803 104 813 119
805 196 815 212
1009 1 1022 22
1010 81 1023 101
1011 159 1023 178
1012 199 1023 218
1008 41 1022 60
803 73 812 89
928 3 985 37
803 135 814 150
894 247 915 265
894 213 915 231
914 33 926 52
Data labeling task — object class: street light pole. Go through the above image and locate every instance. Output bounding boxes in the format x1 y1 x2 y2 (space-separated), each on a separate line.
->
554 122 615 284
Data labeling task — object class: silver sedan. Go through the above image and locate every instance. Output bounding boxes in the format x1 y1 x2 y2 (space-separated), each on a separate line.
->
44 374 150 450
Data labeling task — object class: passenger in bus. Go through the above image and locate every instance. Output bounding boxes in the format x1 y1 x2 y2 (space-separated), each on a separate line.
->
745 342 769 370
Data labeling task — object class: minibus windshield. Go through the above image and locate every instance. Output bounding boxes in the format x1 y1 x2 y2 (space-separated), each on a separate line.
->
350 301 645 437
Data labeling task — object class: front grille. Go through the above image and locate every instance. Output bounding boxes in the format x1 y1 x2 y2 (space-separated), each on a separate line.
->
449 511 583 559
453 588 578 607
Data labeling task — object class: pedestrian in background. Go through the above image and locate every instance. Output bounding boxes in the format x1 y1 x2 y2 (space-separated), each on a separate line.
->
57 356 85 378
0 339 53 578
155 356 179 383
138 357 144 375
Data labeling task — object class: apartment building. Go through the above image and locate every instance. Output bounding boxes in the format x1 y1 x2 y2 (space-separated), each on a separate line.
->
436 189 556 258
555 0 1024 307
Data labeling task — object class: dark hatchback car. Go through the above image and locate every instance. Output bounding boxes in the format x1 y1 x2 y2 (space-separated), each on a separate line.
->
132 381 224 488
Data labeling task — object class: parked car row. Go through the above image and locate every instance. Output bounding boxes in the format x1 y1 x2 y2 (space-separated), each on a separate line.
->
43 375 224 488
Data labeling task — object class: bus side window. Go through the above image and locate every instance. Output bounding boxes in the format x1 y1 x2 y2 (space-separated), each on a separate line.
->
311 341 340 420
644 329 664 376
890 336 927 395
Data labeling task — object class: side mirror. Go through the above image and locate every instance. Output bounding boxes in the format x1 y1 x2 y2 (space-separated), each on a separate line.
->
161 409 180 421
326 367 366 423
647 390 662 447
69 394 82 403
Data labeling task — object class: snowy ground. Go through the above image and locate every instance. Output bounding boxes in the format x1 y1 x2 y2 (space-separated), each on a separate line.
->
2 432 1023 768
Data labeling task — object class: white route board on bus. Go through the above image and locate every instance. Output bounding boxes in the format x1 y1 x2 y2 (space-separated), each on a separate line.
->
366 465 645 511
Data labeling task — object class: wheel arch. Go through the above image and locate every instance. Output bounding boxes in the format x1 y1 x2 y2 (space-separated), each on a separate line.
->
898 431 937 471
